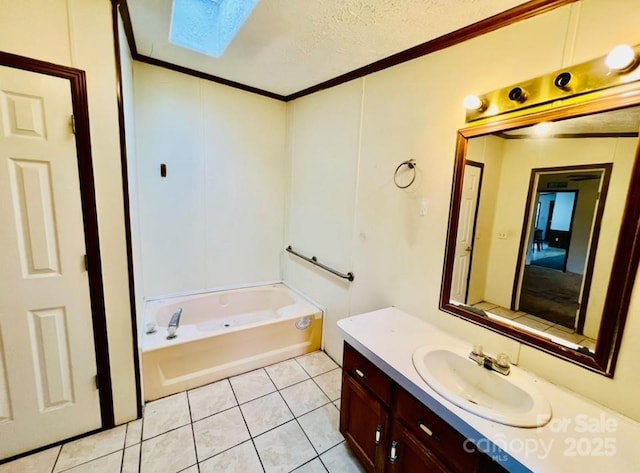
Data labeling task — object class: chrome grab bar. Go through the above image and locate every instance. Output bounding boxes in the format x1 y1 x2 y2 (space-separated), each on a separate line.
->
286 245 354 282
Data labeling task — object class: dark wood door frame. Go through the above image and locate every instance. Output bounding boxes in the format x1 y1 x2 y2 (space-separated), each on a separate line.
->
0 51 115 433
511 164 613 335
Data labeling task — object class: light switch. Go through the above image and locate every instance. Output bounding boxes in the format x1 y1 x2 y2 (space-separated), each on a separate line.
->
420 198 429 216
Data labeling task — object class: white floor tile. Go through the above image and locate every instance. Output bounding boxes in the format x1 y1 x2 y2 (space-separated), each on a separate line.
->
489 307 526 320
179 467 198 473
193 406 250 461
125 419 142 447
121 444 140 473
296 352 338 377
199 440 263 473
188 379 237 421
230 369 276 404
298 404 343 454
265 359 310 389
512 315 553 331
313 369 342 401
292 458 328 473
544 326 584 343
142 392 191 440
60 451 122 473
254 421 316 473
140 425 196 473
333 400 340 411
240 392 293 437
53 425 126 472
320 443 366 473
0 446 60 473
280 380 330 417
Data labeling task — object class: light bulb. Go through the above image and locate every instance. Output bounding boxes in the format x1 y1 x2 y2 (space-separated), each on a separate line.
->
463 94 486 111
533 122 552 136
485 104 499 116
605 44 638 72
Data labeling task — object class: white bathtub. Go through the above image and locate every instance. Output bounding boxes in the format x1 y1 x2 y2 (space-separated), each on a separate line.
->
141 283 323 401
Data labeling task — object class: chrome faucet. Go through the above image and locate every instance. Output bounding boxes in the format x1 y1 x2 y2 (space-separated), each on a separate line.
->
167 307 183 339
469 345 511 376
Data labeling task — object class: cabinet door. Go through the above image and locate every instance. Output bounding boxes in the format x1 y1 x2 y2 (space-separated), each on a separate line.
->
388 420 451 473
340 373 388 473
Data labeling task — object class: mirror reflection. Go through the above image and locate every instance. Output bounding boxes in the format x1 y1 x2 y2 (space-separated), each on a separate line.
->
450 106 640 353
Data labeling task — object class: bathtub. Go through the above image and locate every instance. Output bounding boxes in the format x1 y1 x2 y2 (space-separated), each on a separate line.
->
141 283 323 401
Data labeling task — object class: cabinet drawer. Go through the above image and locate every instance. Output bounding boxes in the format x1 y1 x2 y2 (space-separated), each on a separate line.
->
343 343 392 406
394 387 479 473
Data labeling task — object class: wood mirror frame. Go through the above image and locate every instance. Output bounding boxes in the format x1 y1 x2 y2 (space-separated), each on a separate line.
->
440 86 640 376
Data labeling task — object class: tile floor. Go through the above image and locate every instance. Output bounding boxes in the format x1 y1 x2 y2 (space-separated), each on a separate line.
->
0 351 364 473
472 301 596 350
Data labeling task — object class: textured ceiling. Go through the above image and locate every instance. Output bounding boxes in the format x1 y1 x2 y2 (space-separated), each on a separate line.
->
127 0 530 96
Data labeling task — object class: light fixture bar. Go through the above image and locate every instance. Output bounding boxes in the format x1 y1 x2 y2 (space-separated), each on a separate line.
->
465 43 640 122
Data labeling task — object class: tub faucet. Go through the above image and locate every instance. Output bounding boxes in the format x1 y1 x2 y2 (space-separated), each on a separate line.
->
167 307 183 339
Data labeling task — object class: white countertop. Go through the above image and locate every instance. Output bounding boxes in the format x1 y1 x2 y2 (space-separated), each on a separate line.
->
337 307 640 473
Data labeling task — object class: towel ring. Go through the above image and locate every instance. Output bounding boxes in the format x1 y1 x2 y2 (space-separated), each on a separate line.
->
394 159 417 189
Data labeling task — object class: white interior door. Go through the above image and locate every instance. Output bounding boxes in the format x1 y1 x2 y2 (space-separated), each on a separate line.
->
0 65 101 459
451 164 481 304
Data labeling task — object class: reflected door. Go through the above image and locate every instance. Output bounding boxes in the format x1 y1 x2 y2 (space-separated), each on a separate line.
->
451 164 481 304
0 66 101 458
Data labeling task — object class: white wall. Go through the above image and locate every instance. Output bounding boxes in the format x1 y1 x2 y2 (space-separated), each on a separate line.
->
284 0 640 421
482 137 634 338
466 136 504 306
133 63 287 298
284 80 363 358
0 0 137 424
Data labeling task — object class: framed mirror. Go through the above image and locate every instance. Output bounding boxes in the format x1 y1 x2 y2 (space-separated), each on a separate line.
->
440 87 640 376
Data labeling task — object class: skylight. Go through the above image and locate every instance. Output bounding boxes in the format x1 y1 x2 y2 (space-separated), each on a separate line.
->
170 0 259 58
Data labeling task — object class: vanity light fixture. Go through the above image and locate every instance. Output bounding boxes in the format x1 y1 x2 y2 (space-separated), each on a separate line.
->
465 43 640 122
463 94 487 112
605 44 639 72
553 71 573 91
508 86 528 103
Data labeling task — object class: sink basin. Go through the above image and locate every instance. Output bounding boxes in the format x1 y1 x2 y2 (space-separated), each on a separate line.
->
412 346 551 427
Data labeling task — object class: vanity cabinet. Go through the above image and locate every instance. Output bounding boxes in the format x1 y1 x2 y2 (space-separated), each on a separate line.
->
340 340 392 472
387 419 450 473
340 342 507 473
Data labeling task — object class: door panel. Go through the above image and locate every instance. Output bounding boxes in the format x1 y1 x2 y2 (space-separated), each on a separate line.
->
451 165 481 304
0 65 101 459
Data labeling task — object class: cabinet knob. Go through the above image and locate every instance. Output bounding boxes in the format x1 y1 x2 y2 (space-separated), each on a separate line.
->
390 440 398 463
418 421 440 441
375 424 382 445
354 368 367 380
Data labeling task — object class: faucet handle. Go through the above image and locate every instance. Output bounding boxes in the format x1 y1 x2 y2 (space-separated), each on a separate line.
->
496 353 510 369
472 344 484 356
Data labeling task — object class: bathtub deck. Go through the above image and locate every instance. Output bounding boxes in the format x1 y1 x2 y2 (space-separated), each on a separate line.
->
0 351 365 473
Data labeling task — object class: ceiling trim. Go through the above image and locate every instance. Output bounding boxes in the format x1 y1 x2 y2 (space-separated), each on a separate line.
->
117 0 577 102
135 54 288 101
114 0 287 101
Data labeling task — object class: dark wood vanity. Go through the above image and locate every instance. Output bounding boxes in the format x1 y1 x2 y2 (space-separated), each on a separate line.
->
340 342 508 473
